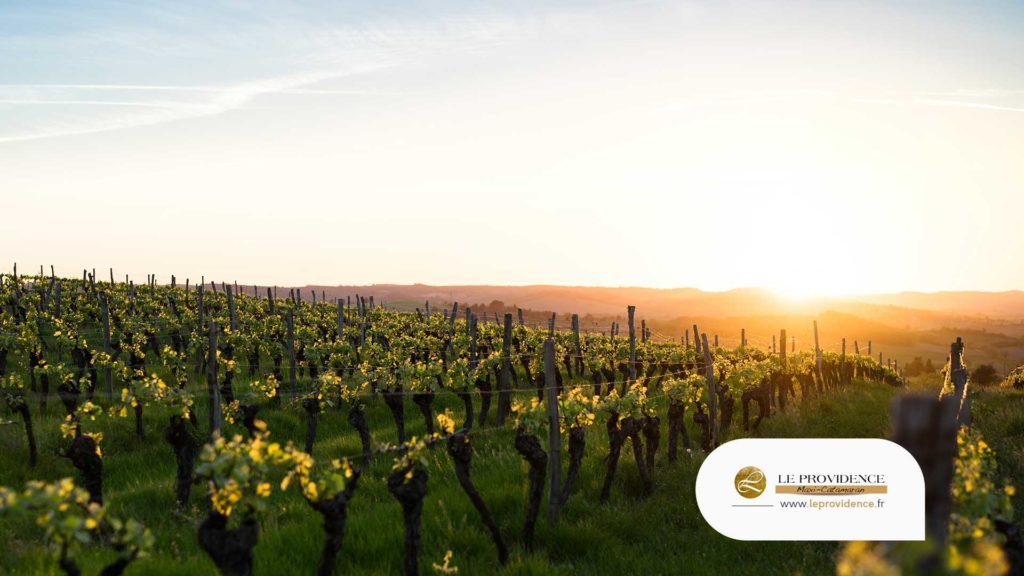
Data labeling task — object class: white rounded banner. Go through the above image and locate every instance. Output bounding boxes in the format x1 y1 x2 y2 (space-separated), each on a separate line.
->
695 438 925 541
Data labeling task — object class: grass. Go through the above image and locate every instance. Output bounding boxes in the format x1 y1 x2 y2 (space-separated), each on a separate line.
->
972 385 1024 527
0 375 920 575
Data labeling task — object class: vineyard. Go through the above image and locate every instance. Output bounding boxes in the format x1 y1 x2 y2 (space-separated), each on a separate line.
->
0 269 1019 575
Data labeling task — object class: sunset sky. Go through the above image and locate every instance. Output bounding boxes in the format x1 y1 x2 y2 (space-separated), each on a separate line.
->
1 1 1022 295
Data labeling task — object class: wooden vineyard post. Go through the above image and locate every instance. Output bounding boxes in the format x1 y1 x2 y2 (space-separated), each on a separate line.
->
227 285 237 332
741 328 746 349
627 306 637 386
469 313 478 368
337 299 344 340
359 298 367 347
287 308 297 396
701 333 718 448
772 334 776 354
544 338 561 526
949 338 970 427
684 330 690 350
890 395 958 545
208 320 221 436
841 338 847 386
572 314 582 374
868 340 872 356
101 295 113 399
693 324 701 355
497 313 513 425
779 329 787 367
814 320 823 389
197 283 205 338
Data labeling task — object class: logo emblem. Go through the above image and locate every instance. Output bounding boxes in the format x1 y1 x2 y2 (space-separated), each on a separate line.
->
734 466 766 499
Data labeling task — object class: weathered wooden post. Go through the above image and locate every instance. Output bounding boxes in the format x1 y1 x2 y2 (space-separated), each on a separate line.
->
287 308 297 395
868 340 872 356
101 295 113 399
741 328 746 348
337 299 344 340
814 320 823 388
693 324 701 355
227 285 237 332
890 395 958 545
571 314 582 374
197 283 205 337
208 321 221 436
497 313 513 425
841 338 847 386
779 329 787 367
701 334 718 448
544 338 561 525
948 338 970 426
627 306 637 386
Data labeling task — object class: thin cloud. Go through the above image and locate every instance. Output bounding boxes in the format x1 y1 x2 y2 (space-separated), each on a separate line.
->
856 96 1024 114
915 98 1024 113
0 99 196 108
0 62 393 144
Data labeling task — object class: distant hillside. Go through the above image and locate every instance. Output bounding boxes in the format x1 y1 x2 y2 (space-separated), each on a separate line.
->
302 284 1024 324
294 284 1024 371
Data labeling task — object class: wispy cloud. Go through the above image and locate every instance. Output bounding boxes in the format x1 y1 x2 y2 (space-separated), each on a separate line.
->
914 98 1024 113
855 95 1024 114
0 62 396 144
0 9 521 145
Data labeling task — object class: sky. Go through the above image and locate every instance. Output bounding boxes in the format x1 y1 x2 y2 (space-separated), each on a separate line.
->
1 0 1023 295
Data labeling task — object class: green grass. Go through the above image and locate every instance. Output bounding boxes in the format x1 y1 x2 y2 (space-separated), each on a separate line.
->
972 386 1024 527
2 377 906 575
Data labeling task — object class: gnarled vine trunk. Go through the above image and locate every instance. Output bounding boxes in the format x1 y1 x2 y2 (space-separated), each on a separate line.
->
559 426 586 505
475 377 492 426
16 403 37 468
303 396 319 455
456 390 474 431
412 391 435 436
514 428 547 550
666 400 689 463
447 431 508 565
311 471 361 576
642 414 660 474
65 433 103 505
387 466 428 576
383 390 406 444
347 405 372 462
198 513 260 576
164 414 201 508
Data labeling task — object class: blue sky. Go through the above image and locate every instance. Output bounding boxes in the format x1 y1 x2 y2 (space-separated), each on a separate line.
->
1 1 1023 292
